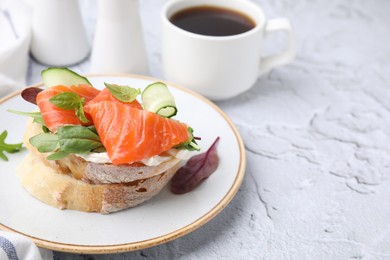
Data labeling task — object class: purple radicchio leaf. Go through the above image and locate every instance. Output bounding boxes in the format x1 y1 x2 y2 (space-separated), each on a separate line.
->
21 87 43 105
171 136 220 194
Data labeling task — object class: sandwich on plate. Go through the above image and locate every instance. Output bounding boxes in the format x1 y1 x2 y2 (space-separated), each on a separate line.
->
15 68 200 214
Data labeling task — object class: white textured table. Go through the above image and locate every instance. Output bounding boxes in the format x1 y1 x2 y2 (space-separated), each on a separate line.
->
26 0 390 259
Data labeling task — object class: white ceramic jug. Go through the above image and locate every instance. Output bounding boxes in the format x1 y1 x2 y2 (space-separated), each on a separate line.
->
90 0 149 74
30 0 90 66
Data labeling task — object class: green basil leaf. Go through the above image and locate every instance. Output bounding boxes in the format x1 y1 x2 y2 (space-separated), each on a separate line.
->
29 125 105 160
49 92 82 110
105 83 140 103
47 151 69 160
7 110 45 125
57 125 101 142
29 133 59 153
59 139 103 154
75 101 89 123
57 125 103 154
87 125 98 135
92 146 107 153
42 125 50 133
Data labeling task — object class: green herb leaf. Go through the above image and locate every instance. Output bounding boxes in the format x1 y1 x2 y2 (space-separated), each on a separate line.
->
49 92 89 123
42 125 50 133
0 152 6 161
105 83 140 103
57 126 103 154
28 125 105 160
59 138 102 154
49 92 82 110
58 125 101 142
0 130 23 161
29 133 59 153
174 127 200 151
75 101 89 123
92 146 107 153
47 151 69 160
87 125 98 135
7 110 45 125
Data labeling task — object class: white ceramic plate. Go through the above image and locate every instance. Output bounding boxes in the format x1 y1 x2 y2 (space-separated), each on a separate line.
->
0 74 246 253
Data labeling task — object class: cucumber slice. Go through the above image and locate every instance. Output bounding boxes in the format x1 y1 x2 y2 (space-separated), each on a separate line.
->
41 67 92 88
141 82 177 118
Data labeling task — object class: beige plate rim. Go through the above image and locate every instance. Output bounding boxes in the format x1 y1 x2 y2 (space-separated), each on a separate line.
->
0 73 246 254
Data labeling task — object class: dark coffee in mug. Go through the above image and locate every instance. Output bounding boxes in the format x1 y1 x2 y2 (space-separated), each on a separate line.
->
170 6 256 36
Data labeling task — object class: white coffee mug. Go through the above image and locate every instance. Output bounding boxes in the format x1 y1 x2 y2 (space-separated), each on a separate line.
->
161 0 296 100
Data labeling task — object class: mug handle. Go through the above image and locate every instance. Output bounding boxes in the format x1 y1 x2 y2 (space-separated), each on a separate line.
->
259 18 296 75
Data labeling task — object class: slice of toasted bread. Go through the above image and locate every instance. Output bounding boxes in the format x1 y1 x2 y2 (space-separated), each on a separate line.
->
17 120 183 213
17 153 179 213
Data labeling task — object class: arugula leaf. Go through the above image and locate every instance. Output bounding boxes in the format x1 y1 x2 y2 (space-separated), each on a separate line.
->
7 110 45 125
105 83 140 103
49 92 89 123
0 130 23 161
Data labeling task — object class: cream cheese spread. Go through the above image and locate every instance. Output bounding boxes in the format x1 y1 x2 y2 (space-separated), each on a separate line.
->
76 149 192 166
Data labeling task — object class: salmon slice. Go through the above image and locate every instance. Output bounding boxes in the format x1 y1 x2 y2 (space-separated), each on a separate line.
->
36 84 100 132
86 100 190 165
87 88 142 109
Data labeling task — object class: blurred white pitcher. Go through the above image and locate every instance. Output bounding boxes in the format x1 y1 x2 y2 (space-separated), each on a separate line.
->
30 0 89 66
162 0 296 100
